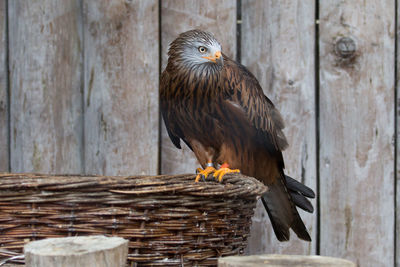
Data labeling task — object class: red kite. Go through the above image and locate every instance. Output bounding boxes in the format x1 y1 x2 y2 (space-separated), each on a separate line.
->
160 30 314 241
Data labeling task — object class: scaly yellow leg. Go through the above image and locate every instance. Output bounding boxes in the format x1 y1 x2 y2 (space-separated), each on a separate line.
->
213 163 240 182
195 162 216 182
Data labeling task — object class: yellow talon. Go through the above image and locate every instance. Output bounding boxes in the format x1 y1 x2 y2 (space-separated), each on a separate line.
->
195 166 216 182
213 167 240 182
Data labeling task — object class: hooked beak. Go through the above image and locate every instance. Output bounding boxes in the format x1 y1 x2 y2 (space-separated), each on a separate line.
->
202 51 223 67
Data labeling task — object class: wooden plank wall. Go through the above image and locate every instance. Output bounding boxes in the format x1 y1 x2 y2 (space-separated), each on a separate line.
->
397 0 400 265
8 0 83 173
241 0 316 255
0 0 7 172
319 1 395 266
0 1 398 266
83 0 159 175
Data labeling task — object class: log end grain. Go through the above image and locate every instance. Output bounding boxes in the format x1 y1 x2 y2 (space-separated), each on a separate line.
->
24 235 128 267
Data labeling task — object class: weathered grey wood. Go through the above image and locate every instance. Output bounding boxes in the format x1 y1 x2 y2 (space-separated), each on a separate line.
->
319 1 395 266
160 0 237 174
24 236 128 267
397 1 400 266
0 0 7 172
241 0 316 254
83 0 159 176
8 0 83 173
218 255 356 267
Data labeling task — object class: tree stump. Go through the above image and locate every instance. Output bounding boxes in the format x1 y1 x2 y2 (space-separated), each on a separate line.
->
218 254 356 267
24 236 128 267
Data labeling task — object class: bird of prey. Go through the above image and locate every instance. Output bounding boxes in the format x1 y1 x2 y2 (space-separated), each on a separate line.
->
160 29 315 241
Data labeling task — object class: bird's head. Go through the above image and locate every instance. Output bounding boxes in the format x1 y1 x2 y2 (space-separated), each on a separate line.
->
168 29 224 72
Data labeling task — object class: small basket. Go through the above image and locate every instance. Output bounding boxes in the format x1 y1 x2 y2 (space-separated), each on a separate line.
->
0 173 267 266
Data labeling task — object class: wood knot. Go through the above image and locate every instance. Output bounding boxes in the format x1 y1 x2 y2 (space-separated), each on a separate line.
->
335 37 356 59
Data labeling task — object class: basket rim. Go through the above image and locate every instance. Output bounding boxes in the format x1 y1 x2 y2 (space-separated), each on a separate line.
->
0 172 268 198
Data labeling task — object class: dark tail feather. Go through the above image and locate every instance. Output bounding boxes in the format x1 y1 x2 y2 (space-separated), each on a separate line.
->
285 175 315 198
290 191 314 213
261 174 311 242
284 175 315 213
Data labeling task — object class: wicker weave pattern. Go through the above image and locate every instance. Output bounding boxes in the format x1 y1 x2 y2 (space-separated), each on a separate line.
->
0 173 267 266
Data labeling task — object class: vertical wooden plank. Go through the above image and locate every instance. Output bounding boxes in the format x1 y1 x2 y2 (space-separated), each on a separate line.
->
0 0 8 172
241 0 316 254
83 0 159 175
161 0 237 174
397 0 400 265
319 1 395 266
8 0 83 173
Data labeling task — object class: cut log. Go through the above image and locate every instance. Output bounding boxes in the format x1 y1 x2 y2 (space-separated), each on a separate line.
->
218 254 356 267
24 236 128 267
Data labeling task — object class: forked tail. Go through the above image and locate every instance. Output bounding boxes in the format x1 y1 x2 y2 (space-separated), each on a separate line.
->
261 172 312 241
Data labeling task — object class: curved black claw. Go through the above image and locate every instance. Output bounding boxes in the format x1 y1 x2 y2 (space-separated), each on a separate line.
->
195 166 216 182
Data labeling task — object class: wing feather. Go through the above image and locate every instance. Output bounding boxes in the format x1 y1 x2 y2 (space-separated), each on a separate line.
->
221 57 288 151
160 70 182 149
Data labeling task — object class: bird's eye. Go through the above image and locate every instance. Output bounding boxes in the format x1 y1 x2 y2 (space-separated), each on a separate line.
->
198 46 207 53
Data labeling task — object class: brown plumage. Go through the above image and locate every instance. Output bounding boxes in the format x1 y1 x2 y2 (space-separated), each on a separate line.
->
160 29 314 241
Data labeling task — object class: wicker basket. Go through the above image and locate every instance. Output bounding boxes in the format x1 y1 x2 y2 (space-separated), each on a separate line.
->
0 173 267 266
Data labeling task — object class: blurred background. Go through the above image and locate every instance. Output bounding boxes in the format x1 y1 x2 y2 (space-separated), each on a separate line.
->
0 1 396 266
